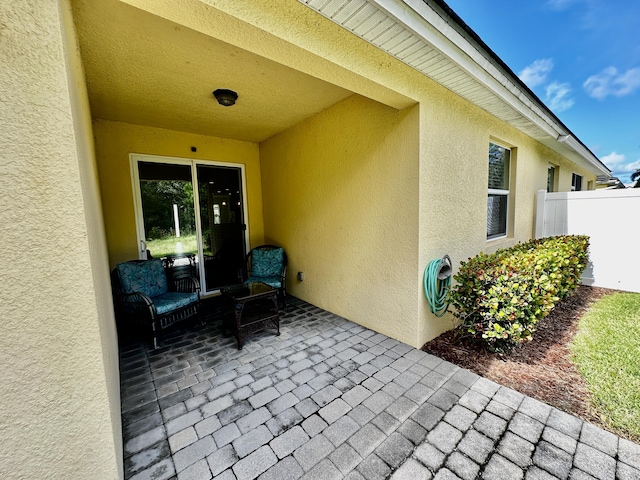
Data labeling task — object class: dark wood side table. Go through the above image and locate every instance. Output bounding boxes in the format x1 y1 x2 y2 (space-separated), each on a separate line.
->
221 282 280 349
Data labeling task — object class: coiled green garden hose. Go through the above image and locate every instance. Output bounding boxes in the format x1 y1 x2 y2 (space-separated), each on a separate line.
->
424 256 452 317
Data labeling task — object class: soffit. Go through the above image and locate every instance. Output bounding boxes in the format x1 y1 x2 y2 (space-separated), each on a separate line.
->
301 0 556 139
71 0 353 143
300 0 610 175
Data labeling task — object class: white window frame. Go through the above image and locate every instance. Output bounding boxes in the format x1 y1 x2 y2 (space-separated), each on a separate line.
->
487 142 511 241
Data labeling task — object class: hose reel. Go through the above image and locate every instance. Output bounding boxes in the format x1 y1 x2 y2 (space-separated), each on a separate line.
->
424 255 452 317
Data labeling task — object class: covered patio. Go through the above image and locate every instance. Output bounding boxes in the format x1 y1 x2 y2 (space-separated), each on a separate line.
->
1 1 620 478
120 298 640 480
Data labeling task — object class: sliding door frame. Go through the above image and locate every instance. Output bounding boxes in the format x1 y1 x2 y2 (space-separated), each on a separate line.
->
130 153 250 296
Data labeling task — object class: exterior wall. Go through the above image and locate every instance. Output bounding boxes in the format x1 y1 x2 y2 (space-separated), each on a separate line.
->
0 0 608 476
0 0 121 478
568 166 597 191
415 81 597 347
260 95 421 346
117 0 601 349
551 156 597 192
93 120 265 267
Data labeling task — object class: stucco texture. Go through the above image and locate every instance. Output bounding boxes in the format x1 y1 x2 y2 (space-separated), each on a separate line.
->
120 0 414 112
0 0 121 478
92 0 597 349
93 120 265 267
260 95 420 345
172 0 594 348
1 0 605 477
415 84 597 345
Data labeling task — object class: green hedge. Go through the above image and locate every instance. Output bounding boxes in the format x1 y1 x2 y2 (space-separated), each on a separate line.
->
448 235 589 352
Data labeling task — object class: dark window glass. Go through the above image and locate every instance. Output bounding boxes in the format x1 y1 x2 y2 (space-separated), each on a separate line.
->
488 144 510 190
572 173 582 191
487 194 508 239
547 166 556 192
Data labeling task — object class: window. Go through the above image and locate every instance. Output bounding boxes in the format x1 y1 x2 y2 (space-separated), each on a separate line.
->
547 165 557 192
487 143 511 240
571 173 583 191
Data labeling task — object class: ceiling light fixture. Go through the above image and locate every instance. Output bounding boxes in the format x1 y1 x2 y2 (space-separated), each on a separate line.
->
213 89 238 107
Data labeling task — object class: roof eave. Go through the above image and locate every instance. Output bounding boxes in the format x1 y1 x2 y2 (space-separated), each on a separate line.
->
423 0 610 175
300 0 610 176
386 0 610 175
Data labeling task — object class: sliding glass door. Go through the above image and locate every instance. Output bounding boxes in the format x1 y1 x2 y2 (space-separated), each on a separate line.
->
138 161 198 259
132 155 248 294
197 165 246 291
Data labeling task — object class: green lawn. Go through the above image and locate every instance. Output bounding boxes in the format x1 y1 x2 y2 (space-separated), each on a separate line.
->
571 292 640 441
146 233 198 258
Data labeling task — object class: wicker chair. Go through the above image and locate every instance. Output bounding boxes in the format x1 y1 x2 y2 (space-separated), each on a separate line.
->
111 258 201 348
244 245 287 308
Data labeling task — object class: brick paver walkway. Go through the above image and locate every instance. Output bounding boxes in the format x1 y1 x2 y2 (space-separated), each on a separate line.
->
120 297 640 480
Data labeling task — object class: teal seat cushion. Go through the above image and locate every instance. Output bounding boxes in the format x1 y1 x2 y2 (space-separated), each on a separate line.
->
153 292 199 315
116 259 168 298
251 248 284 277
245 275 282 289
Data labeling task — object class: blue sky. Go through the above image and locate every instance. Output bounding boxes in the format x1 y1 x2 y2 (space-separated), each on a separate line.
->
445 0 640 184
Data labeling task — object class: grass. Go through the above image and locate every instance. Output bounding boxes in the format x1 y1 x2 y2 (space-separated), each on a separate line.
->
571 292 640 441
147 233 198 258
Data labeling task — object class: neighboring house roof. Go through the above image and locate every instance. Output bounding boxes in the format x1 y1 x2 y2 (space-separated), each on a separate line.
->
301 0 611 176
596 175 627 189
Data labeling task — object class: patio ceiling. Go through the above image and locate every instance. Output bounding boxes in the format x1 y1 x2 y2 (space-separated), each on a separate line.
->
71 0 609 176
71 0 354 143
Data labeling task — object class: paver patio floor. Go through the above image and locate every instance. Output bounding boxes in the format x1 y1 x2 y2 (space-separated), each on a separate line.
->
120 297 640 480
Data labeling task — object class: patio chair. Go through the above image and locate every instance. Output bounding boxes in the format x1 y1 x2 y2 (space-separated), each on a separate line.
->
111 258 201 348
244 245 287 308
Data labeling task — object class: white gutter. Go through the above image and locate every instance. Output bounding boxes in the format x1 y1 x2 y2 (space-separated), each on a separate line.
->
375 0 610 175
372 0 563 139
557 134 610 176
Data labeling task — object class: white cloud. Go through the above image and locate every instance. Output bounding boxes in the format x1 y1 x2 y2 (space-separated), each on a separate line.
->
600 152 640 184
545 82 574 112
519 59 554 87
600 151 627 168
518 59 576 112
625 159 640 174
584 67 640 99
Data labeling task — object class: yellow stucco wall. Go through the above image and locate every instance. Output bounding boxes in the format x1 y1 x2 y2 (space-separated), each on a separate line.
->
415 84 597 346
117 0 599 348
0 0 121 478
93 120 265 267
557 160 597 192
1 0 606 477
61 0 123 475
260 95 420 345
158 0 596 348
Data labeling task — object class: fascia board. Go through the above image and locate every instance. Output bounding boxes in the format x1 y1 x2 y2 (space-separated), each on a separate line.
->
369 0 609 176
369 0 564 138
560 136 611 176
370 0 562 137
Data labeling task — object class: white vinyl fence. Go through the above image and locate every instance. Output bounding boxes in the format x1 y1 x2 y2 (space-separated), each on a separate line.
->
535 188 640 293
